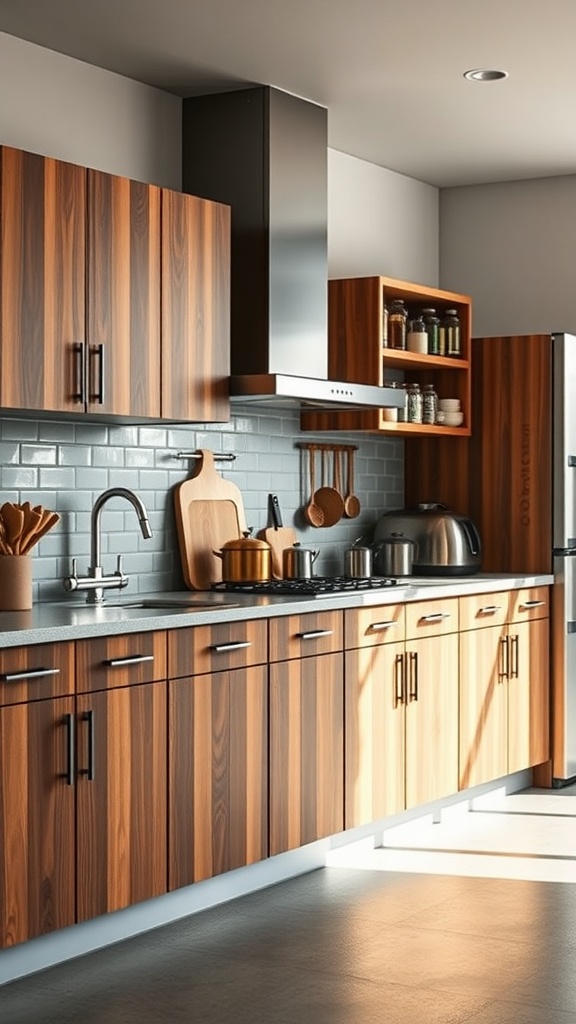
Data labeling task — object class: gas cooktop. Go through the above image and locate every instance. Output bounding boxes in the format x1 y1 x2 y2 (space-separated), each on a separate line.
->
213 576 398 597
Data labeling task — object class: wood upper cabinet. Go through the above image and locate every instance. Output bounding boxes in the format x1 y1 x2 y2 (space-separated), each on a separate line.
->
168 665 267 888
75 681 167 921
161 188 230 423
87 169 161 417
0 146 86 413
301 275 472 437
0 695 76 946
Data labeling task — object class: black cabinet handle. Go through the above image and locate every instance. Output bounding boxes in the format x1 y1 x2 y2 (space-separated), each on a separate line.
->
1 667 60 683
65 713 75 787
394 652 404 707
90 344 105 404
407 651 418 701
510 634 519 678
73 342 86 404
81 710 95 782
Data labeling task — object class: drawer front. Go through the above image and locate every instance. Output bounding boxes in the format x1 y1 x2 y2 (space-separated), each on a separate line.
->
459 591 510 631
168 619 268 678
0 642 75 706
508 586 550 622
345 604 405 650
76 631 167 693
269 611 343 663
405 597 459 640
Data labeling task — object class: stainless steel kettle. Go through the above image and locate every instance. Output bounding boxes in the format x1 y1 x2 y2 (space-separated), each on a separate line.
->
282 542 319 580
373 533 417 577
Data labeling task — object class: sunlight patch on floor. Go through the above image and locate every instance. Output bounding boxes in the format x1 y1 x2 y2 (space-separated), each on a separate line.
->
327 788 576 882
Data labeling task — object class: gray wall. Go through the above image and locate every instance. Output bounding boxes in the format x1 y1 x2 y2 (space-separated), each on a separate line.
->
440 175 576 336
0 33 442 600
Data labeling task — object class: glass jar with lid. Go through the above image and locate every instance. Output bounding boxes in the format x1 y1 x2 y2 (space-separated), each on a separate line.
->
388 299 408 350
422 383 438 424
406 382 423 423
406 315 428 354
422 308 440 355
382 300 389 348
444 308 461 357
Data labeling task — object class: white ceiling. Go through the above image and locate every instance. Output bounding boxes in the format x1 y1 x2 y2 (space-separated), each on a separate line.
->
1 0 575 188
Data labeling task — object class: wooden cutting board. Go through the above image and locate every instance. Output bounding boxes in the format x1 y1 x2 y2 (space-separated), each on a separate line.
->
257 494 297 579
174 449 247 589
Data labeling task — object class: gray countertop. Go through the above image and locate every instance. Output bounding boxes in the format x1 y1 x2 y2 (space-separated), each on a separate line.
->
0 573 554 648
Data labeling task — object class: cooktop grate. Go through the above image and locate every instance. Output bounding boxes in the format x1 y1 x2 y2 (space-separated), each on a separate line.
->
212 576 398 596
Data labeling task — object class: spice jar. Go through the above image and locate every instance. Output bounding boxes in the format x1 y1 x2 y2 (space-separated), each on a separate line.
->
406 315 428 354
406 382 423 423
444 308 461 357
382 301 389 348
422 383 438 424
388 299 408 350
422 308 440 355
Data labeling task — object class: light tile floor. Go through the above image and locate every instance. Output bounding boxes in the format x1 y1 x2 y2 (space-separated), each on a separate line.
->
1 782 575 1023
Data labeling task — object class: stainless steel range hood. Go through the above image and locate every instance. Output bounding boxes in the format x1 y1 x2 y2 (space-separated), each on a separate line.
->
182 86 400 413
229 374 404 411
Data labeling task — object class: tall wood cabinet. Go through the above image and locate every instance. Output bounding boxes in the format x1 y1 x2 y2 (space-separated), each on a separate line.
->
0 144 230 423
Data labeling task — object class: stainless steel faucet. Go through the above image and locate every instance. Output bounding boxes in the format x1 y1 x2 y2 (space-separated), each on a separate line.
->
63 488 153 603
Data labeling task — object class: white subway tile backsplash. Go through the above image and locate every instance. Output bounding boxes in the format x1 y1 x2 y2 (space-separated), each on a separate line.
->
1 408 403 600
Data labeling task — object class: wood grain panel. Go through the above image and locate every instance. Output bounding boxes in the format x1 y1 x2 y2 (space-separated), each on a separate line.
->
87 169 161 417
269 652 344 855
168 619 267 678
168 665 267 887
459 624 508 789
75 682 167 920
405 632 459 808
75 631 167 693
345 643 405 827
508 617 550 773
344 604 405 650
268 610 344 663
508 586 550 623
161 188 230 423
0 642 75 707
404 436 472 513
470 335 552 573
405 598 459 640
0 697 75 947
459 592 509 632
0 146 86 412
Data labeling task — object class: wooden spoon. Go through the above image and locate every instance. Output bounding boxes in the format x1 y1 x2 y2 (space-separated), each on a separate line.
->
304 447 324 527
21 510 60 553
343 449 361 519
1 502 25 554
314 449 344 527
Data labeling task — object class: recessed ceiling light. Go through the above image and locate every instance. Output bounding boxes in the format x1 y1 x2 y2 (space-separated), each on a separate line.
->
464 68 508 82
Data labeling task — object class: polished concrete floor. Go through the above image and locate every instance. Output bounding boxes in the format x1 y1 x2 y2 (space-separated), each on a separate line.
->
2 783 576 1024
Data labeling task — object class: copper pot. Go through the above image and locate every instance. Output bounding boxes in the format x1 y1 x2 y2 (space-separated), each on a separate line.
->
214 532 272 582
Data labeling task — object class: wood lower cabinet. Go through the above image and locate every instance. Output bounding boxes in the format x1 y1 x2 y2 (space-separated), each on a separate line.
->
459 588 550 789
169 665 267 887
345 599 459 827
0 696 76 946
75 682 167 921
270 652 344 854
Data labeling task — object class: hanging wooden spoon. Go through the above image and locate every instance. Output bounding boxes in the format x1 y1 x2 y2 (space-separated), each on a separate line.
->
304 447 324 527
343 449 361 519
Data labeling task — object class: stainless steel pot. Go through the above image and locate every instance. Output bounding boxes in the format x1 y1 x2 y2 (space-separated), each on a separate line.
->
283 542 319 580
214 532 272 582
374 533 417 577
374 503 482 576
344 545 373 578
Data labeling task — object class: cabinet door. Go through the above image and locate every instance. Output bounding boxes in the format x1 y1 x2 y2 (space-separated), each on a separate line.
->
269 653 344 855
161 188 230 423
75 682 167 921
508 617 550 773
459 624 508 789
87 169 161 417
0 697 75 947
0 146 86 413
345 641 405 827
405 633 459 808
169 665 267 888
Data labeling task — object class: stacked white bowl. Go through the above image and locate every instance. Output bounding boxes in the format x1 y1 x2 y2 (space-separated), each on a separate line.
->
438 398 463 426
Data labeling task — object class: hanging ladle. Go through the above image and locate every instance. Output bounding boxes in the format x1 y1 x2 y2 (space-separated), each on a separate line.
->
304 447 325 527
343 449 361 519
